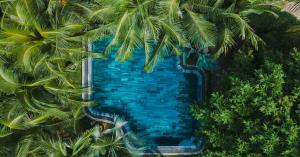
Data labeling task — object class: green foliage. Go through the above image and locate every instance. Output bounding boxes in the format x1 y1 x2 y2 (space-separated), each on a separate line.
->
192 48 300 156
249 9 300 51
0 0 299 156
83 0 277 72
0 0 126 156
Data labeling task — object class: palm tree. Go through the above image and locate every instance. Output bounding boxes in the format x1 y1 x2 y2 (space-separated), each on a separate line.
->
82 0 278 72
0 0 100 156
0 0 95 127
0 0 295 156
91 117 128 157
0 2 127 156
0 124 126 157
0 97 126 156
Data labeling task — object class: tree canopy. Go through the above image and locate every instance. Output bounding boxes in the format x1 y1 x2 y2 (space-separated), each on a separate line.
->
0 1 126 156
0 0 299 157
192 47 300 156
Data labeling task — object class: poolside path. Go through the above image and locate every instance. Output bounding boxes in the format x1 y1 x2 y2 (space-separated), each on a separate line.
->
283 2 300 20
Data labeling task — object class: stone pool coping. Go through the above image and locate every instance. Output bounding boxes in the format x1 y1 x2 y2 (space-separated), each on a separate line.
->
82 42 206 156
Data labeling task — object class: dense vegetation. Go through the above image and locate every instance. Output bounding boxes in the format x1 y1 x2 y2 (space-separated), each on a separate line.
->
192 8 300 157
0 0 299 156
193 49 300 156
0 0 125 156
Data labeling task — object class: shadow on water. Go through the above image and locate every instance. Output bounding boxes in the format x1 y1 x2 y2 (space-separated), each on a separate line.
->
90 39 202 147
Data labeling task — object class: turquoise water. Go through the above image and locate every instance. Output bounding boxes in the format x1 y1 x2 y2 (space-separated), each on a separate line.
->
90 40 202 146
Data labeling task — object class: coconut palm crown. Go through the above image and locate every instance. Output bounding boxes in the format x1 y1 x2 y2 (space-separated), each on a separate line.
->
0 0 103 155
0 0 128 156
81 0 281 72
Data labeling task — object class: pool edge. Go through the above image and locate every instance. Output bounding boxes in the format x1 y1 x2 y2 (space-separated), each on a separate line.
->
84 108 205 156
82 43 205 156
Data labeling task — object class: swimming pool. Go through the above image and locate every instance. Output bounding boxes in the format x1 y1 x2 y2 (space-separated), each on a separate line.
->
86 39 204 148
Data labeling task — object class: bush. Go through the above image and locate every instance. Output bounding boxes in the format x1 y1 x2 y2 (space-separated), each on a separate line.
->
192 49 300 157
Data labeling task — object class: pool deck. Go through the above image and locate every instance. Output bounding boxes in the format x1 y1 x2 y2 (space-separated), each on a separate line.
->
124 139 203 156
283 2 300 20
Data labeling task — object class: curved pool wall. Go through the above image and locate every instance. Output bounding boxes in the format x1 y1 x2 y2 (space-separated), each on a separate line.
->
82 39 205 155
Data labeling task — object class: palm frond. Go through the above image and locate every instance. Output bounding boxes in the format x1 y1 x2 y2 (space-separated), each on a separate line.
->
15 136 33 157
26 76 56 87
111 11 129 45
20 43 43 72
45 62 75 88
38 136 67 156
92 136 125 157
142 30 152 65
0 65 19 85
183 8 216 48
68 127 97 156
158 0 181 21
223 13 248 39
1 29 34 42
214 28 235 57
0 114 25 130
0 127 13 138
144 34 167 72
156 19 185 46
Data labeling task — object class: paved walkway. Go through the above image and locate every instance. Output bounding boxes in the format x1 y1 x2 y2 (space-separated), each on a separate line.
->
283 2 300 20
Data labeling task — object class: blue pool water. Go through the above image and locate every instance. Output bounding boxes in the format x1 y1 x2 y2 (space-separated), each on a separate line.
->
91 40 202 146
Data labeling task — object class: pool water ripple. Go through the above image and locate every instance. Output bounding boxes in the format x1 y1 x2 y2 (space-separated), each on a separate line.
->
91 41 201 146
